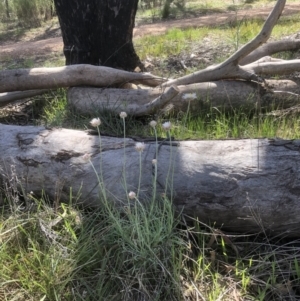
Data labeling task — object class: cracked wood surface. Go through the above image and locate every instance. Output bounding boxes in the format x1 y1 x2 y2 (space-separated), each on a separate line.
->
1 124 300 236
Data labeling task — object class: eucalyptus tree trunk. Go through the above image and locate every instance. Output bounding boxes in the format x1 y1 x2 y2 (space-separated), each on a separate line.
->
53 0 143 71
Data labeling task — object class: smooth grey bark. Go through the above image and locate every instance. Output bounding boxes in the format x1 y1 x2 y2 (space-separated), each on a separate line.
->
68 79 300 115
0 65 165 93
240 40 300 65
1 124 300 236
2 0 300 116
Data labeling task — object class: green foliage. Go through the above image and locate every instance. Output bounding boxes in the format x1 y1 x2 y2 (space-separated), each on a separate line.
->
135 26 211 59
135 13 300 61
13 0 41 27
0 201 78 300
0 2 6 20
0 163 186 300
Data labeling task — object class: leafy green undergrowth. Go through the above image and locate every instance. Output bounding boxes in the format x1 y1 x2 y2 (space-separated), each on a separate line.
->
0 192 184 300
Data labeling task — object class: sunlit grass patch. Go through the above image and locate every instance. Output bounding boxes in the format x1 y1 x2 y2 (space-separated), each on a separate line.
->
33 95 300 141
135 26 211 59
153 105 300 141
0 201 79 300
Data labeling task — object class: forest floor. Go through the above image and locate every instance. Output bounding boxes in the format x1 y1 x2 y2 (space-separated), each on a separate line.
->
1 3 300 126
1 3 300 60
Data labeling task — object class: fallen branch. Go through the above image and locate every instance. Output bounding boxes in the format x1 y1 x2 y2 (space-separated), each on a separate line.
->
240 39 300 65
0 89 49 107
162 0 286 87
0 65 166 93
244 59 300 76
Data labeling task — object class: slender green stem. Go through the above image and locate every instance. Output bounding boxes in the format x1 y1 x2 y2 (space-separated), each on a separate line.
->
152 127 158 202
122 118 128 195
89 157 104 199
137 152 142 198
97 125 107 201
165 130 173 197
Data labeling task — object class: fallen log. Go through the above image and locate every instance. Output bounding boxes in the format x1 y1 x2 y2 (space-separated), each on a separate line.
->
68 79 300 114
1 123 300 236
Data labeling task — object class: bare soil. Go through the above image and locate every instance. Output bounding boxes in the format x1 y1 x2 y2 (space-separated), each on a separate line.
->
1 3 300 59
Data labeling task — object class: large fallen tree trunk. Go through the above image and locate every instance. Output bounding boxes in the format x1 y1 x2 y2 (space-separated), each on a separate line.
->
1 123 300 236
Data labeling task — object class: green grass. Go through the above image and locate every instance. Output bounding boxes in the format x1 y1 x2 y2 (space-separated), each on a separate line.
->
135 13 300 60
0 181 185 300
135 26 212 59
171 108 300 140
32 95 300 140
1 161 300 300
1 112 300 301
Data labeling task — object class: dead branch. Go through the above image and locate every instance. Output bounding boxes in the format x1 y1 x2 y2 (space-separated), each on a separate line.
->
0 65 166 93
240 39 300 65
0 90 49 107
161 0 287 87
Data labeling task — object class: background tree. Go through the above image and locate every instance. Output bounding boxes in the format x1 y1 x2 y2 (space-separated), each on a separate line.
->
5 0 10 19
53 0 143 71
11 0 54 27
